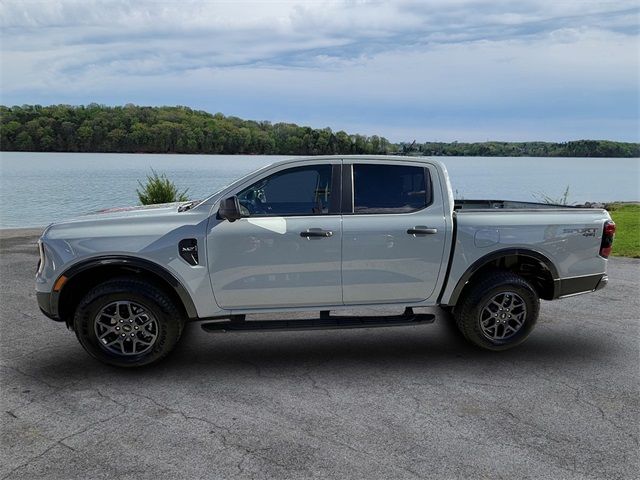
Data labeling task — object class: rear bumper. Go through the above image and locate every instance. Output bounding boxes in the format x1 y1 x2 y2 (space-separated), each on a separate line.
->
595 274 608 292
36 291 62 321
554 273 608 299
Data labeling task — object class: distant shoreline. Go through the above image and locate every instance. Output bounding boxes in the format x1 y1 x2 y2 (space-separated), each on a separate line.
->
2 151 639 159
2 104 639 158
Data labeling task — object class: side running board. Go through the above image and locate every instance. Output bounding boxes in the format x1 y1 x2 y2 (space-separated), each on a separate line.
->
200 308 435 333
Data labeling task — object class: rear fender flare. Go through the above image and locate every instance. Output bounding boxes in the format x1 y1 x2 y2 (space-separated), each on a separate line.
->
447 248 559 305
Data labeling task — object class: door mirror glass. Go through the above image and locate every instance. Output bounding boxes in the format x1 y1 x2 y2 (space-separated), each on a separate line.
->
217 196 242 222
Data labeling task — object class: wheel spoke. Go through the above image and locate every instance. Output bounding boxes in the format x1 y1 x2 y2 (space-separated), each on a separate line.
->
140 318 154 329
103 337 121 348
98 328 114 340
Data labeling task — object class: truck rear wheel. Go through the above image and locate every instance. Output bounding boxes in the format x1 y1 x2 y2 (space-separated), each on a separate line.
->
454 271 539 351
73 278 185 367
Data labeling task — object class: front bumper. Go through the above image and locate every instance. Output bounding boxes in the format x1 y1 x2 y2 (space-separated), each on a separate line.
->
36 291 62 321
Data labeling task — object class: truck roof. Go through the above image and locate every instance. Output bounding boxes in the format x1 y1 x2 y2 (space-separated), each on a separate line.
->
269 155 445 167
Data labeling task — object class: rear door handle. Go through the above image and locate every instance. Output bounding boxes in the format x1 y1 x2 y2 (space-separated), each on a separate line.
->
407 226 438 235
300 228 333 238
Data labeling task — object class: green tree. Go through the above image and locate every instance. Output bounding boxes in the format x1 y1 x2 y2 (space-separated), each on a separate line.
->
14 131 34 150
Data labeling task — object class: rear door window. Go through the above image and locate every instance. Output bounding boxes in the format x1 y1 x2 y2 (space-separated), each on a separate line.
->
352 164 430 214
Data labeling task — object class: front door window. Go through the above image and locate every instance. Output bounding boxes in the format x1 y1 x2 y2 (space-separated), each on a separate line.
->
237 165 333 216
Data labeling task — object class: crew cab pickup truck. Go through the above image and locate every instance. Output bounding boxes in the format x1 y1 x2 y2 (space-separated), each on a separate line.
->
36 156 615 367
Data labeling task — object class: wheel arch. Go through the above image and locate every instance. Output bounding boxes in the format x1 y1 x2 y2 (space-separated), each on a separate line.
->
446 248 559 306
53 256 198 328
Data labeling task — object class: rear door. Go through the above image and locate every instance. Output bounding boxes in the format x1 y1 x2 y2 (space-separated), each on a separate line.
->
341 160 447 304
207 161 343 309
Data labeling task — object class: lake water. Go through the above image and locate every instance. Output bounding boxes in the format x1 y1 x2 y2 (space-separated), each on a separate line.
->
0 152 638 228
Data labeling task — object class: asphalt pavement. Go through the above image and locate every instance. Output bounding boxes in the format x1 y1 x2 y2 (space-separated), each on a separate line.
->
1 228 638 479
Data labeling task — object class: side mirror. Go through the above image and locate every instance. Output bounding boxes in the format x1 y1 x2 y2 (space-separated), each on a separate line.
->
217 196 242 222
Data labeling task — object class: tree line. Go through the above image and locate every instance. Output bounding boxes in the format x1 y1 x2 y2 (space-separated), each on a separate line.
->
0 104 391 155
1 104 638 157
401 140 639 158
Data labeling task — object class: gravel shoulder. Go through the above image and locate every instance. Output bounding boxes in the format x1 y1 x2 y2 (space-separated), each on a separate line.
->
1 228 639 479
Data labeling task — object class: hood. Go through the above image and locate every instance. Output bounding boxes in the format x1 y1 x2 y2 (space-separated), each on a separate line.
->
58 202 187 224
89 201 185 218
40 200 211 265
41 200 212 240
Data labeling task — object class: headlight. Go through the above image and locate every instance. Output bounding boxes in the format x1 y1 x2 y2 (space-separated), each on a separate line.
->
36 240 45 275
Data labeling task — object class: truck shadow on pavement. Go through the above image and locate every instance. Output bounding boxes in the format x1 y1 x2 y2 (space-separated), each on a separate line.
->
22 316 613 384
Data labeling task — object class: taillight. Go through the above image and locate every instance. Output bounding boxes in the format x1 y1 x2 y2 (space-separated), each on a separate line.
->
600 220 616 258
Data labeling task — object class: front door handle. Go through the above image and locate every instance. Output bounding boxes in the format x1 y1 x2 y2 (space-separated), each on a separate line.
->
407 226 438 235
300 228 333 238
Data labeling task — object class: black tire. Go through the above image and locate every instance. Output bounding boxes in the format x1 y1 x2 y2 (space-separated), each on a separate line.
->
453 271 539 351
73 277 185 367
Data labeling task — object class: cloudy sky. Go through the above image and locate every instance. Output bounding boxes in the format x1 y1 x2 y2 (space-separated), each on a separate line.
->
1 0 638 142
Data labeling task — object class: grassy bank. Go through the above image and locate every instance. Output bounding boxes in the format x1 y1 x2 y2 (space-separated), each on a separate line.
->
607 203 640 258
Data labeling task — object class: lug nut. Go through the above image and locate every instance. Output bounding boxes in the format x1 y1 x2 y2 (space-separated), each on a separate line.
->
116 327 120 331
130 333 135 337
134 326 139 330
120 320 124 323
121 333 126 337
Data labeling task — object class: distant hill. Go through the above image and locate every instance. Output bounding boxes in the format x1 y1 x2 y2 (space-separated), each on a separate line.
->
1 104 638 157
398 140 640 158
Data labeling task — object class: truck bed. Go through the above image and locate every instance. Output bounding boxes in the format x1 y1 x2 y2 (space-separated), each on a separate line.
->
439 202 610 305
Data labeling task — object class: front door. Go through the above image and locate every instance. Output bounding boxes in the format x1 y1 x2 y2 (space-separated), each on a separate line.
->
207 162 342 309
341 161 447 304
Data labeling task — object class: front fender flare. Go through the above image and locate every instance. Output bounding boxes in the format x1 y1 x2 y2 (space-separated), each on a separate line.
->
52 255 198 320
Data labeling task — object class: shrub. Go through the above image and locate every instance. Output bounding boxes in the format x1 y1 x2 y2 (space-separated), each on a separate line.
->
136 169 189 205
533 185 571 205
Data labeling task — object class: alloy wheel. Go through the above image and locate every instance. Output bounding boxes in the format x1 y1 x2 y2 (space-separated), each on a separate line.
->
94 301 159 356
479 292 527 341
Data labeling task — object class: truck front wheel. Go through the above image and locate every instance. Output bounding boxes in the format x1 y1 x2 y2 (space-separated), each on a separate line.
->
73 278 185 367
454 272 539 351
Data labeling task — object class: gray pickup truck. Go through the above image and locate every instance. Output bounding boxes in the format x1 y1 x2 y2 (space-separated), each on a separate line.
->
36 156 615 367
